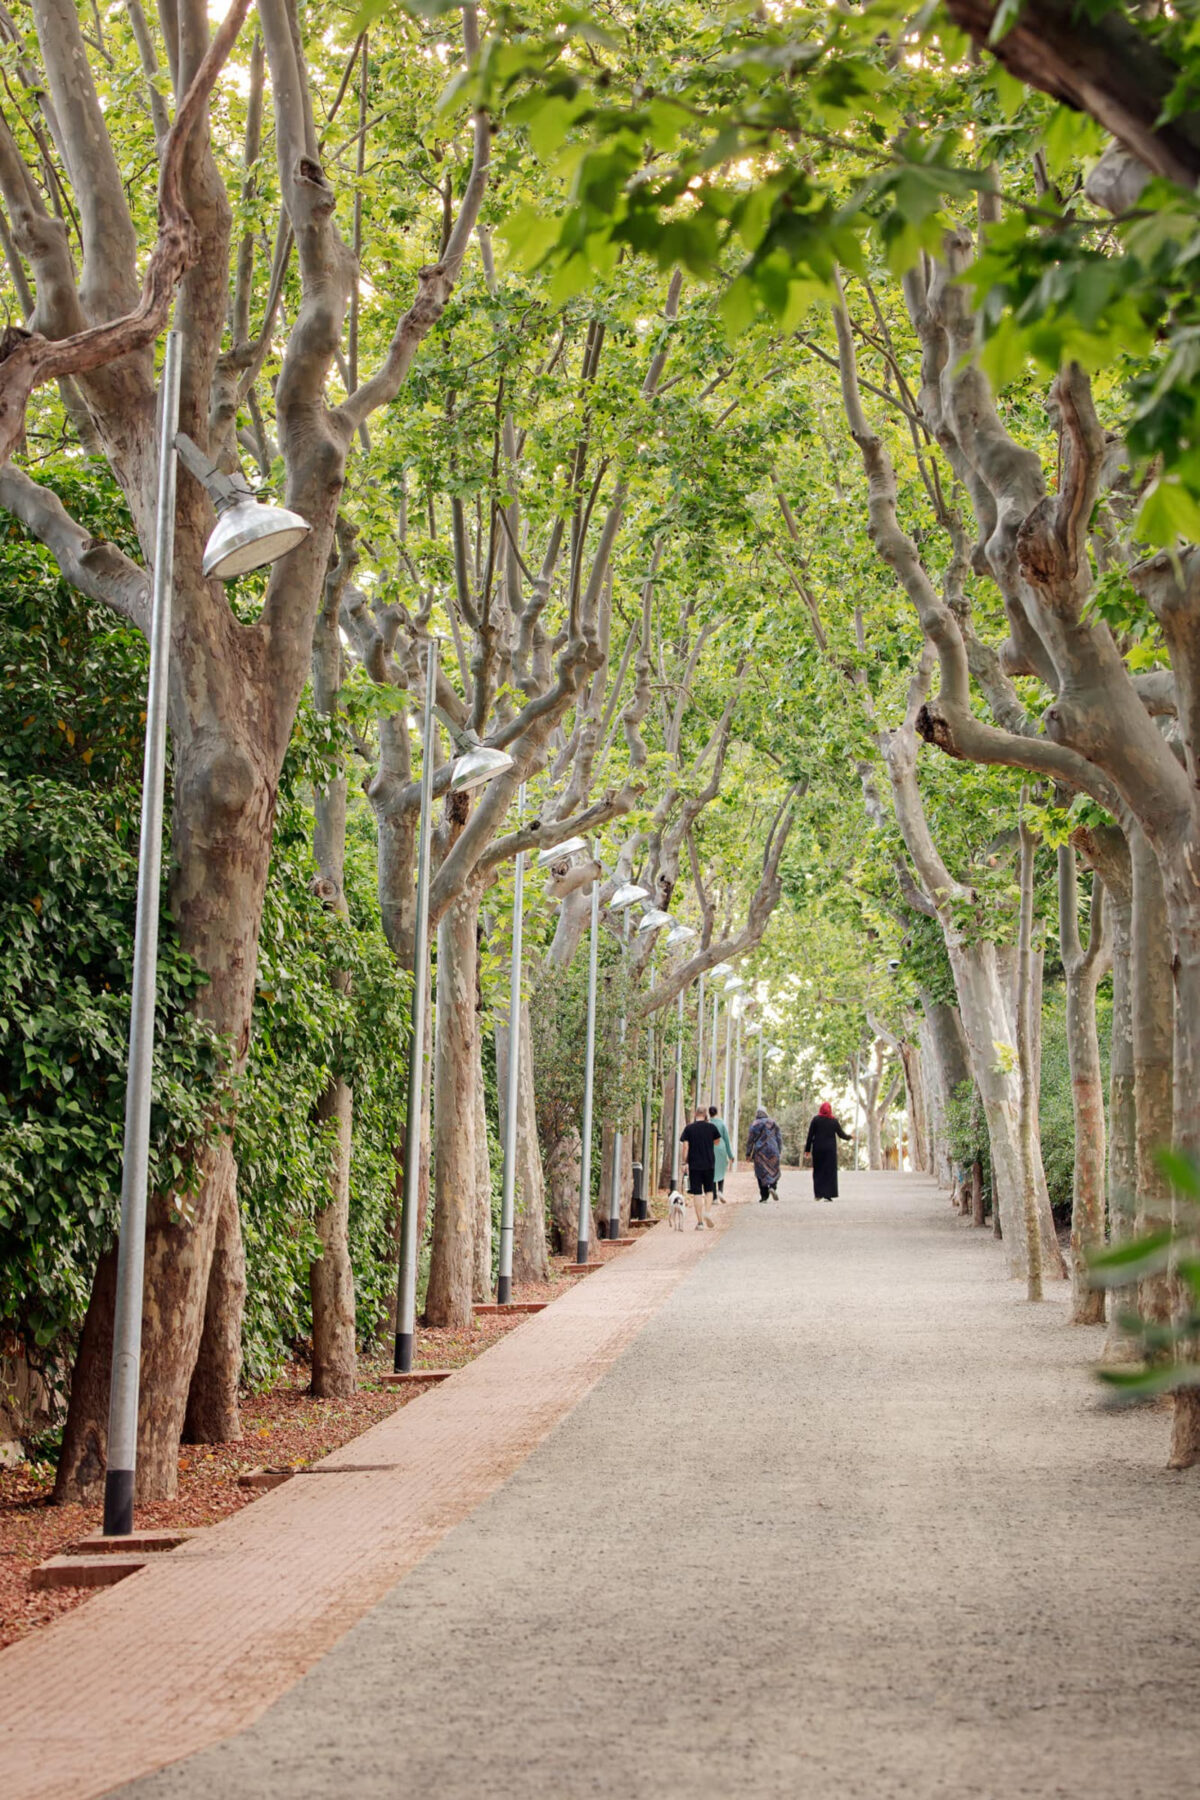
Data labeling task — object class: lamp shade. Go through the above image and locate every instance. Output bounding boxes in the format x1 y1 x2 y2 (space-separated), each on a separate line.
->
636 908 673 933
723 974 747 992
710 961 733 979
449 744 515 792
537 835 589 868
610 881 651 911
665 922 697 947
202 497 312 579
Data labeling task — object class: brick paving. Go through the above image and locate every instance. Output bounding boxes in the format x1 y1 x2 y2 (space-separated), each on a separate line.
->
0 1209 731 1800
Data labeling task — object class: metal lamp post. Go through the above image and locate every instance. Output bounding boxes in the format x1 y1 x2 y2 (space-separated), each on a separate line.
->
394 648 514 1372
605 881 650 1240
104 330 314 1539
694 970 705 1111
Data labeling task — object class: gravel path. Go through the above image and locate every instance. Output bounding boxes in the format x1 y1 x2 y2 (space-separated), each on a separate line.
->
118 1172 1198 1800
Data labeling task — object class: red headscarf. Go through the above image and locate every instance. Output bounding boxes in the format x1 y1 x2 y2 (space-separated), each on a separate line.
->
819 1102 834 1117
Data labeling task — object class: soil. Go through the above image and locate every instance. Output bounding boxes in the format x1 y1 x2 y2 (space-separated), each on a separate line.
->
0 1244 635 1652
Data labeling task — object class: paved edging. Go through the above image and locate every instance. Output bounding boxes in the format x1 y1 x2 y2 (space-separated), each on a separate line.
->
0 1214 732 1800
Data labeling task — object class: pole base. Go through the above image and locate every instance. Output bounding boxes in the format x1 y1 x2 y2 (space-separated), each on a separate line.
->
394 1330 414 1374
102 1467 134 1538
575 1238 588 1266
496 1274 512 1305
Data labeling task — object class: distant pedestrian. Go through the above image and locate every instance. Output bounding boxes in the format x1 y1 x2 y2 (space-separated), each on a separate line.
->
680 1108 720 1229
746 1107 782 1203
804 1102 851 1202
708 1104 733 1201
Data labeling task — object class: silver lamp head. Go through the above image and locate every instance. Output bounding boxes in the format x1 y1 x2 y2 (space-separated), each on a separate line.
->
201 496 312 580
537 835 589 868
723 974 747 993
710 962 733 979
449 744 515 793
637 908 673 934
610 881 651 911
665 923 697 948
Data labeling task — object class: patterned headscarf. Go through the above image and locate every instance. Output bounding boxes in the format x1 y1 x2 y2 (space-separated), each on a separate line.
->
819 1102 834 1117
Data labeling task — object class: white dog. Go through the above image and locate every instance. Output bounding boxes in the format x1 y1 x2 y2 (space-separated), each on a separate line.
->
667 1190 687 1232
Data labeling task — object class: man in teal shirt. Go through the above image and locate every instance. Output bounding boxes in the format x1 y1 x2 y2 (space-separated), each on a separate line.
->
708 1104 734 1201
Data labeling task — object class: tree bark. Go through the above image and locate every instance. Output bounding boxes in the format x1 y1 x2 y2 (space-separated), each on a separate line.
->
310 1077 356 1395
1058 847 1110 1325
495 1006 550 1284
426 882 481 1328
1017 811 1044 1302
472 1045 492 1303
183 1158 245 1438
1131 829 1174 1328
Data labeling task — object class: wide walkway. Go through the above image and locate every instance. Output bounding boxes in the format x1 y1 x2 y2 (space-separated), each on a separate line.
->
128 1174 1196 1797
5 1173 1197 1798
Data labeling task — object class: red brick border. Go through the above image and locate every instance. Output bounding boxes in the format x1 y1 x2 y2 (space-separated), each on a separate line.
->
0 1209 732 1800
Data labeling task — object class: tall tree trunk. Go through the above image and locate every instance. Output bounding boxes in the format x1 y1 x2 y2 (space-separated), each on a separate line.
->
919 994 970 1188
310 1078 356 1394
1058 847 1111 1325
1131 830 1174 1328
495 1007 550 1284
307 547 357 1398
547 1128 581 1254
184 1162 245 1438
1017 810 1044 1302
1162 878 1200 1466
1102 884 1138 1359
56 775 275 1503
426 883 481 1328
473 1045 492 1302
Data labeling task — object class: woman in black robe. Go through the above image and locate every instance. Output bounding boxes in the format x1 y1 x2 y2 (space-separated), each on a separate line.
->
804 1102 851 1201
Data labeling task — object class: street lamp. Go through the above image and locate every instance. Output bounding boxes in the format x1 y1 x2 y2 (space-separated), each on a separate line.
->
637 907 673 934
605 881 650 1240
104 331 315 1539
394 646 513 1371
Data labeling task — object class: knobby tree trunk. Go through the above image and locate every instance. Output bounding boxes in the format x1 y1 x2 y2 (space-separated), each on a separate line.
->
56 762 277 1501
307 539 358 1398
426 880 482 1328
473 1051 492 1303
1058 846 1111 1325
1016 811 1044 1302
1131 830 1174 1330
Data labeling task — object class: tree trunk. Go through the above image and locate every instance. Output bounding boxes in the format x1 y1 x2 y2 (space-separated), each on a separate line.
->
309 1077 356 1396
1162 878 1200 1466
920 995 971 1188
184 1159 246 1437
473 1047 492 1302
1131 829 1174 1327
56 777 275 1502
495 1006 550 1284
307 550 358 1397
1102 884 1138 1359
1017 812 1044 1302
425 883 481 1328
1058 848 1110 1326
547 1128 581 1254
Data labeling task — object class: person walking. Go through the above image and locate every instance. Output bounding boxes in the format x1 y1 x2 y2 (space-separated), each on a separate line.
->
804 1101 851 1202
709 1104 733 1202
746 1107 783 1203
680 1108 720 1229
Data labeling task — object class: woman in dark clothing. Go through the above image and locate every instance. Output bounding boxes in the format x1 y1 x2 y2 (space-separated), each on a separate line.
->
804 1102 851 1201
746 1107 783 1202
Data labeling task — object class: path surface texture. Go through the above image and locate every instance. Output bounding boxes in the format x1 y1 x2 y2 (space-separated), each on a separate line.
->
8 1173 1199 1800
